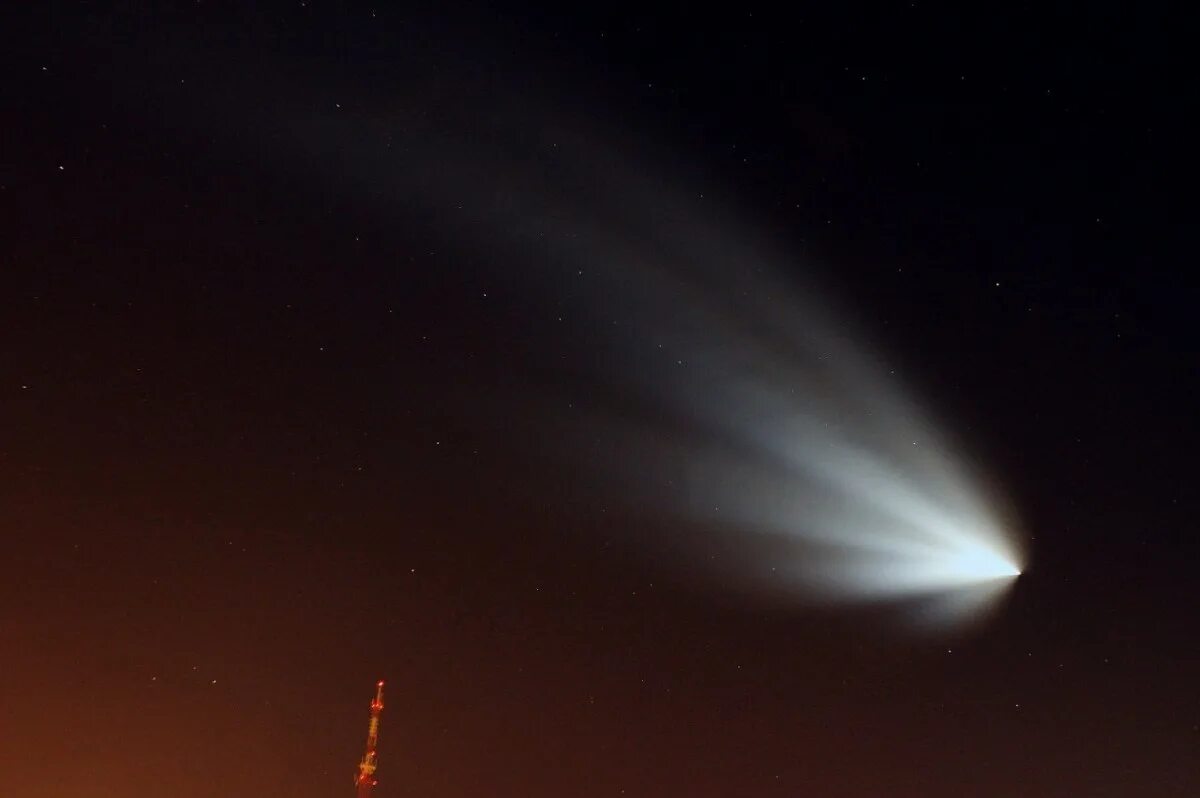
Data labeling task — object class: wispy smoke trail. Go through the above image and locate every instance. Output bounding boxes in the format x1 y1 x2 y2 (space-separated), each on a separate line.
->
153 34 1025 628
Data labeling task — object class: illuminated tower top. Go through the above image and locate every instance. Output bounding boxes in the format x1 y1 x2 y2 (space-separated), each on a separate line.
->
354 681 385 798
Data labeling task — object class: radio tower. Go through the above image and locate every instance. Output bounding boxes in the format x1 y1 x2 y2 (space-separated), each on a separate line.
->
354 680 385 798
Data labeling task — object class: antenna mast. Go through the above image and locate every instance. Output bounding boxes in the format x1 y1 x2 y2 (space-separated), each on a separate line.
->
354 681 385 798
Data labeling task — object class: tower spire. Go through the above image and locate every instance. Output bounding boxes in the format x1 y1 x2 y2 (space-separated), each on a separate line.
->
354 680 385 798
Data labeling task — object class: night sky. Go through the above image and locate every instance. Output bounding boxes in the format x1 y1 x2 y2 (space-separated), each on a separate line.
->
4 3 1196 797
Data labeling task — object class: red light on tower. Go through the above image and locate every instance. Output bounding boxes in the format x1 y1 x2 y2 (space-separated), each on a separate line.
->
354 680 385 798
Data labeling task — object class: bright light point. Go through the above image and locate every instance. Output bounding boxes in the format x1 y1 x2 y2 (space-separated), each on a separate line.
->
944 543 1021 583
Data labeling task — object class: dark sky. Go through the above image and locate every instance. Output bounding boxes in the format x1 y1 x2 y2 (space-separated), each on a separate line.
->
3 2 1196 797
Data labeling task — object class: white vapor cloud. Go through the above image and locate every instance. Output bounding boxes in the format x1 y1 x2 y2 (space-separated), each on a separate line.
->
167 46 1026 630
